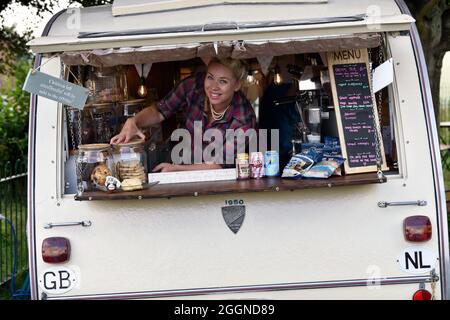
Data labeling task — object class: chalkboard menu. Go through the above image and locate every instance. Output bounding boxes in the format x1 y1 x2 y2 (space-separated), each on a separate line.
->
327 49 386 174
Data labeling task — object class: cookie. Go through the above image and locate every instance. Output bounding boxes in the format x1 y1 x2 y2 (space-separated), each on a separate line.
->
121 178 143 191
91 164 112 186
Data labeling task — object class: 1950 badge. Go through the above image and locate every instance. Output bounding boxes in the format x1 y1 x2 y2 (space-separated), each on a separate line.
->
222 200 245 234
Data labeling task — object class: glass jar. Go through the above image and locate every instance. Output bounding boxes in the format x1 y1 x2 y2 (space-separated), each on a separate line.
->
76 144 115 193
112 139 148 185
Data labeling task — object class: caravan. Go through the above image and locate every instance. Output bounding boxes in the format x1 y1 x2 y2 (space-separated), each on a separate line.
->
26 0 449 299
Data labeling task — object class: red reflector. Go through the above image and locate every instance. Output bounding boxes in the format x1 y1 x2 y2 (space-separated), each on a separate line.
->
42 237 71 263
404 216 432 242
413 289 432 300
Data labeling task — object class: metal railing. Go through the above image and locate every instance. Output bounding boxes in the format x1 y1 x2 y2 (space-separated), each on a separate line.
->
0 159 28 286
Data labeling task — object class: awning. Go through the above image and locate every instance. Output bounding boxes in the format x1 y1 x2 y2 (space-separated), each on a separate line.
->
59 33 382 67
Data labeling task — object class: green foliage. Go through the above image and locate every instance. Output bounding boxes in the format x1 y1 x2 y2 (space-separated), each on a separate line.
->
0 27 32 75
0 59 31 164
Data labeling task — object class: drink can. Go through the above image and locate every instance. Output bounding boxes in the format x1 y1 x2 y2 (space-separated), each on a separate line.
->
264 150 279 177
249 152 264 178
236 153 250 180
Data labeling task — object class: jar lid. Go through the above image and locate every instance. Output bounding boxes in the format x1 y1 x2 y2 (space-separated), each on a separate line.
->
112 138 145 148
78 143 111 151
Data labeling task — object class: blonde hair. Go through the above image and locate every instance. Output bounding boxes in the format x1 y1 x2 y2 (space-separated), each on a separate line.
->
208 58 248 81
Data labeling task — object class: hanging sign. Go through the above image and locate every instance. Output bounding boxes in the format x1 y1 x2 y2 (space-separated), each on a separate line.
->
327 48 387 174
23 70 89 109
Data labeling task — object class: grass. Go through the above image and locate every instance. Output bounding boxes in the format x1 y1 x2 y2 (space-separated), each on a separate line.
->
0 270 29 300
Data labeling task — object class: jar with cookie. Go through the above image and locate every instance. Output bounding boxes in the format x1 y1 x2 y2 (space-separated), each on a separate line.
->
112 139 148 191
76 143 116 193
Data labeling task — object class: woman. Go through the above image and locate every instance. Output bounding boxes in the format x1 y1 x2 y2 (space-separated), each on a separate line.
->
110 58 257 172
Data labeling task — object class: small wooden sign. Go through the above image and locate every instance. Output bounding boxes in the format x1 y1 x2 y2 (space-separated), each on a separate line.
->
327 49 387 174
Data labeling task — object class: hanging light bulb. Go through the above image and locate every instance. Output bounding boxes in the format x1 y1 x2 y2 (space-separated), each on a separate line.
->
137 80 147 98
273 64 283 85
137 64 147 98
246 70 255 84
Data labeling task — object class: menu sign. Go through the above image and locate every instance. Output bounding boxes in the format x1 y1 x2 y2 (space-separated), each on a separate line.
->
327 49 387 174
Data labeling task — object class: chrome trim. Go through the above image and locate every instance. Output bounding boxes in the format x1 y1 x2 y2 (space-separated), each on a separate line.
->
43 221 92 229
377 200 427 208
395 0 450 300
45 276 432 300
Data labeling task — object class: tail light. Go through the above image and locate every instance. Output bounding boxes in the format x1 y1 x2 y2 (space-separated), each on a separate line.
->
42 237 71 263
413 289 432 300
404 216 432 242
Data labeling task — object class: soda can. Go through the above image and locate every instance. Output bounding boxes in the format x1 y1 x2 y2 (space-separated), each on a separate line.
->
264 150 280 177
249 152 264 179
236 153 250 180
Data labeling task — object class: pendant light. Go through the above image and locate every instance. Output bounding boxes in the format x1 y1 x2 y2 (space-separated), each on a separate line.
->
273 58 283 85
137 64 147 98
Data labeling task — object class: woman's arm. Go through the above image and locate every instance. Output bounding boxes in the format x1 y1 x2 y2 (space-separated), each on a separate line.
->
110 106 165 144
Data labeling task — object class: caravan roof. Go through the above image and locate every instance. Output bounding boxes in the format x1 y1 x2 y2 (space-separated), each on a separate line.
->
28 0 413 54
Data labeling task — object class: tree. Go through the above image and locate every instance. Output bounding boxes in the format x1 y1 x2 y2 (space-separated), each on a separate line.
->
404 0 450 123
0 1 113 162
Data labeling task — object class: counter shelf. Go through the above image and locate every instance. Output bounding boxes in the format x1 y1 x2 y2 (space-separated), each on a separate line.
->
74 172 387 201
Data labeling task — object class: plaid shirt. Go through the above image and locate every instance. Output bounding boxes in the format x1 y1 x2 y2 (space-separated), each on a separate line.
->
157 72 257 166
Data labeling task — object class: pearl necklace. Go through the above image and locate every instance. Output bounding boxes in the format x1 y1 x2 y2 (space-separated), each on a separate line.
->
210 103 231 121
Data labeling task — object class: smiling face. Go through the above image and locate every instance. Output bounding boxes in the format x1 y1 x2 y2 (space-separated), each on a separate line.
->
204 62 242 111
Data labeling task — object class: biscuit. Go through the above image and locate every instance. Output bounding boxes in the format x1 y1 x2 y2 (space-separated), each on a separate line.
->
91 164 112 186
121 178 143 191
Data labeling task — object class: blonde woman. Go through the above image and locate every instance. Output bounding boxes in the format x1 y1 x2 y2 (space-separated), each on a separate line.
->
111 58 257 172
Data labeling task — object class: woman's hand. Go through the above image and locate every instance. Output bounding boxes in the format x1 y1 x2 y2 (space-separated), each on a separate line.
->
110 118 145 144
152 163 180 172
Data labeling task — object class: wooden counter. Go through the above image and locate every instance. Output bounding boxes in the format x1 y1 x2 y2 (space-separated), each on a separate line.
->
75 172 387 201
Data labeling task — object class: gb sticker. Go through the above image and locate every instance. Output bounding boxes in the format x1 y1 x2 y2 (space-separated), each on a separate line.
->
38 266 79 295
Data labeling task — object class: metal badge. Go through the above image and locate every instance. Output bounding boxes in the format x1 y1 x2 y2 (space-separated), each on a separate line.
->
222 205 245 234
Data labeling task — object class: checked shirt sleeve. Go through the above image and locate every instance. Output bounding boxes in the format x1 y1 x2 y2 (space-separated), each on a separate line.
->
156 76 196 120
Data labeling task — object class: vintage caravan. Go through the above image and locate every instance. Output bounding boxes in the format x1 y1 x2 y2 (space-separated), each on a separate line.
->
26 0 449 299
